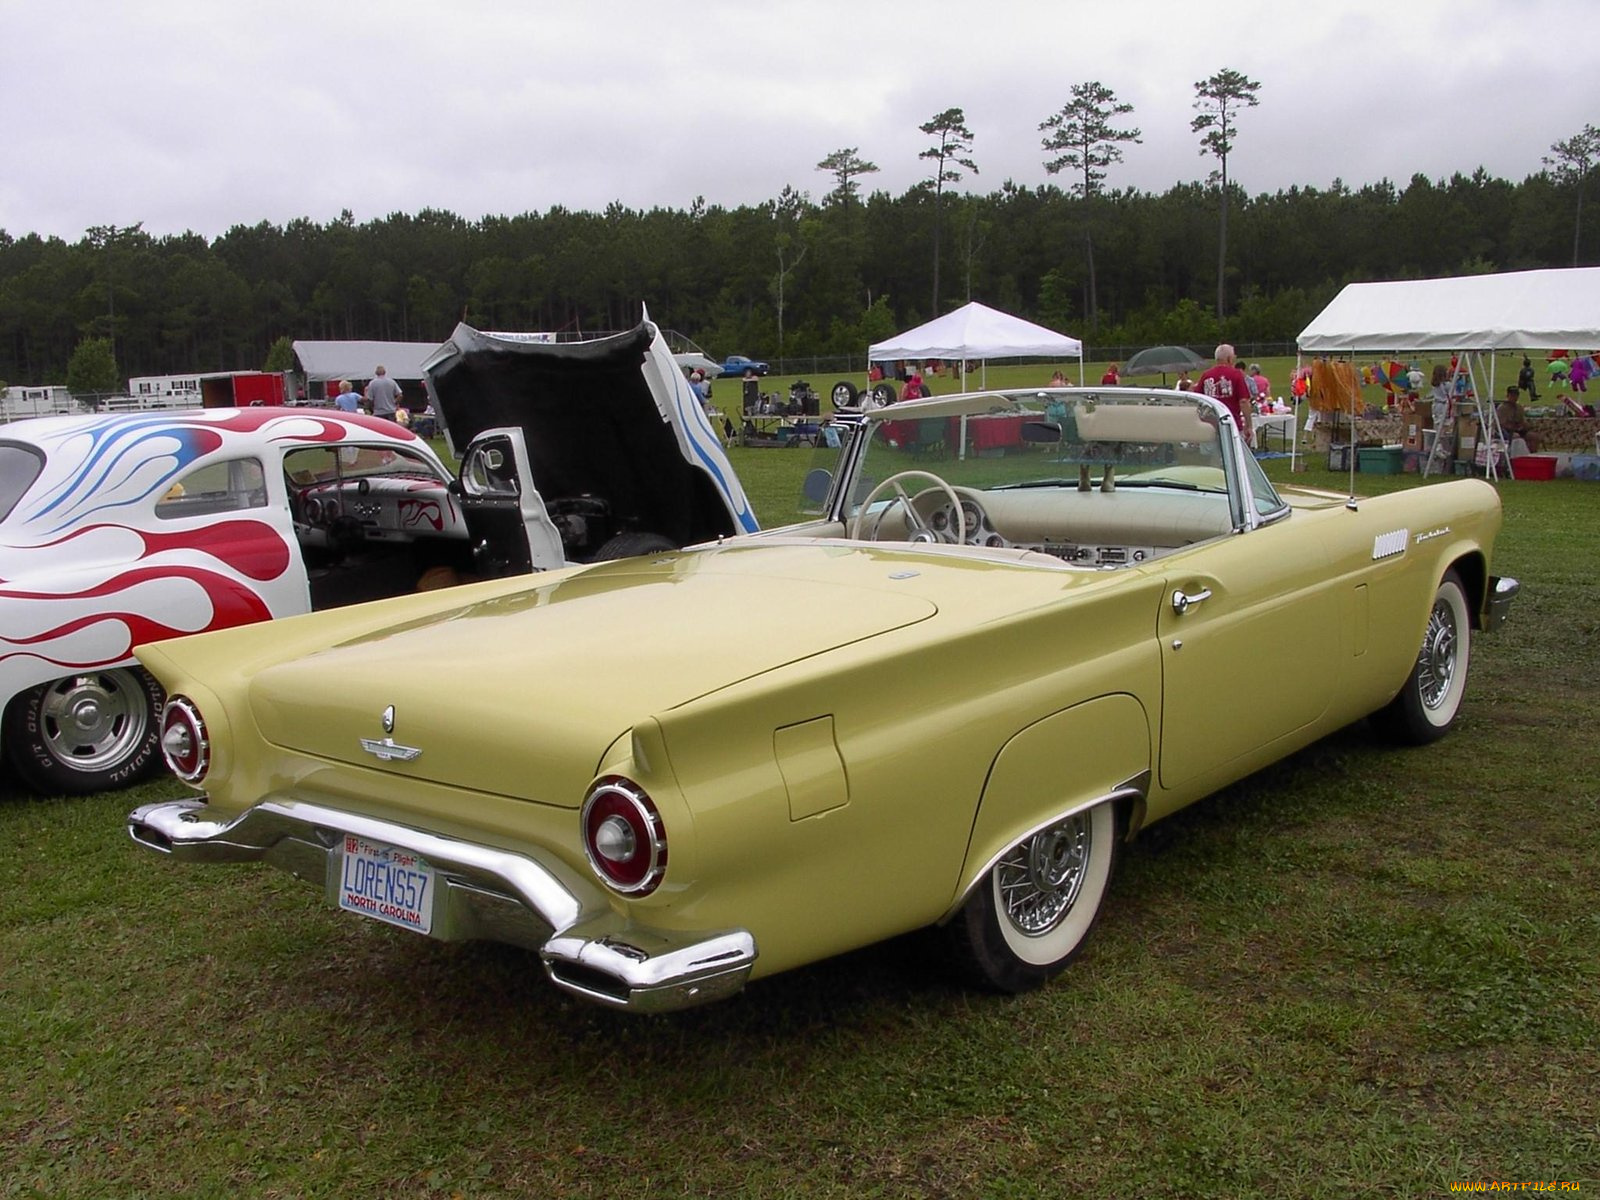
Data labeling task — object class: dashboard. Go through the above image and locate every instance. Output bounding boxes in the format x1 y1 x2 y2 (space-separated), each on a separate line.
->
905 486 1234 569
292 475 465 547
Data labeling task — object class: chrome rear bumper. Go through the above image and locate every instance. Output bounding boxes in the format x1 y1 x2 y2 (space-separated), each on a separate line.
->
128 797 756 1013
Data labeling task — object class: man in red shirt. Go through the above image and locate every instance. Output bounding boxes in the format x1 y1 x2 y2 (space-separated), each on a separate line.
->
1196 344 1252 439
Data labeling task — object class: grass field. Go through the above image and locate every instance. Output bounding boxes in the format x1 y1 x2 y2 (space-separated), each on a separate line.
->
3 417 1597 1197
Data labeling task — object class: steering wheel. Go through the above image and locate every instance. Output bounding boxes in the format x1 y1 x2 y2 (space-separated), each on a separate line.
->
325 513 366 562
850 470 968 544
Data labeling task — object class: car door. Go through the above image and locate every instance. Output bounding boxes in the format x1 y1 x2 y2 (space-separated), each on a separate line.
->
158 450 316 621
1156 518 1339 790
455 427 567 575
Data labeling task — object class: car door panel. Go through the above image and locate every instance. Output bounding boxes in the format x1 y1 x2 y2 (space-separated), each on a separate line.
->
1157 524 1338 790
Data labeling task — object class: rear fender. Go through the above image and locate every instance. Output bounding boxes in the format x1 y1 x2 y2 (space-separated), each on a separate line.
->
947 694 1151 919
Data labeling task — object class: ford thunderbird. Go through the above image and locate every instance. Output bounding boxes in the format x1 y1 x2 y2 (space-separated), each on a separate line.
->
1 318 753 793
128 385 1516 1010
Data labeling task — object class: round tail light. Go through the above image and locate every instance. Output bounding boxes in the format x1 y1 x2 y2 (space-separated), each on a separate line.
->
161 697 210 784
581 777 667 896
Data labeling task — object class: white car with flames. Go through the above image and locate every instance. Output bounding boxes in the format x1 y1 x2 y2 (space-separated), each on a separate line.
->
0 319 754 793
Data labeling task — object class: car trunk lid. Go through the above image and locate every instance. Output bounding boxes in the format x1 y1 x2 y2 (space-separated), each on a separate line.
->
247 551 937 805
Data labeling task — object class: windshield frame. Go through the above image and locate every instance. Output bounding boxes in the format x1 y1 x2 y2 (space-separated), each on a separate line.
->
819 386 1286 533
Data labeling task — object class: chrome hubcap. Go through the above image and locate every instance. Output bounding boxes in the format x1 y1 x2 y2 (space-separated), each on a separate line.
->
996 813 1091 935
1417 597 1458 710
37 672 148 770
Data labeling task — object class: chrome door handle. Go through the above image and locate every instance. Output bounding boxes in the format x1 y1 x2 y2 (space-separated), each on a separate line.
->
1172 587 1213 615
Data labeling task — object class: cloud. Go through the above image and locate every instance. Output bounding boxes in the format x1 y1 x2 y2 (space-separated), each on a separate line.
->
1 0 1589 240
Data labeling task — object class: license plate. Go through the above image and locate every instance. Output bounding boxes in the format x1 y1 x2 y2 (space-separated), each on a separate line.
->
338 835 435 935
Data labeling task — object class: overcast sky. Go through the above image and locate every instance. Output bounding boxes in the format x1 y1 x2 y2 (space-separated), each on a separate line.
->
2 0 1591 243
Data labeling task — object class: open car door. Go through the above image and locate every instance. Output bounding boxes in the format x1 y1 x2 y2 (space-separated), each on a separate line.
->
425 314 757 571
454 427 567 576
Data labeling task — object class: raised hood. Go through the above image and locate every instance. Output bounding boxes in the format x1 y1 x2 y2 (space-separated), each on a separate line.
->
424 317 756 546
247 547 938 805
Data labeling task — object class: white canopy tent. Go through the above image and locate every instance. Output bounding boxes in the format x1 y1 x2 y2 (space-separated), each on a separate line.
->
1297 267 1600 353
869 301 1084 389
292 340 446 388
1297 267 1600 480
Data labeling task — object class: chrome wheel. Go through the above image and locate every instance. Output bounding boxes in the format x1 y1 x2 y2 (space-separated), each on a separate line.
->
946 801 1119 991
1373 569 1471 745
37 670 153 771
4 667 165 794
996 814 1092 936
1417 593 1460 711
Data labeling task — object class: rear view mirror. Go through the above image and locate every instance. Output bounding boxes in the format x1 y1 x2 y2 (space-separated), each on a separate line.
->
1021 421 1062 444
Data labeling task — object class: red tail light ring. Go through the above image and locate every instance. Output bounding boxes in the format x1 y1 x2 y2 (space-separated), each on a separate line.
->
581 777 667 896
161 697 210 784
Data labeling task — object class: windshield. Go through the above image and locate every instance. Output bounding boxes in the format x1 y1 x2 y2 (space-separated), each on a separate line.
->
284 444 449 488
800 388 1288 565
848 390 1237 512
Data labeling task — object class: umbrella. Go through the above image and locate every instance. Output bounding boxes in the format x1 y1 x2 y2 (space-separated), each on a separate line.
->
1123 345 1206 385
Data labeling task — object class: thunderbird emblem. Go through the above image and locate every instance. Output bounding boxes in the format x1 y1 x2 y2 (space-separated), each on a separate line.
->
360 737 423 762
363 705 420 761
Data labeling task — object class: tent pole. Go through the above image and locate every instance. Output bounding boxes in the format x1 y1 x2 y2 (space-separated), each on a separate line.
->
1346 352 1358 502
1290 350 1301 472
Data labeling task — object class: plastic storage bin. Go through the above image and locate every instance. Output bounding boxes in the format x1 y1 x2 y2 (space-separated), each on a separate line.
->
1510 455 1557 480
1358 446 1404 474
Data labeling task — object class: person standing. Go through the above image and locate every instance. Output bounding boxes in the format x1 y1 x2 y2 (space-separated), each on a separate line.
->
364 365 403 420
689 369 712 405
1196 344 1252 438
333 380 361 412
1250 363 1272 403
1428 364 1455 427
1100 362 1121 387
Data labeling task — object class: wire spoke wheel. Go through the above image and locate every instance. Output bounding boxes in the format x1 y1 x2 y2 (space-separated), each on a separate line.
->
1372 569 1471 745
1417 593 1460 711
946 801 1119 992
995 814 1092 937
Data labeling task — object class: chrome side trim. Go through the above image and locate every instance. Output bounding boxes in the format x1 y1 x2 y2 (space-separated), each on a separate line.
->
1485 576 1519 632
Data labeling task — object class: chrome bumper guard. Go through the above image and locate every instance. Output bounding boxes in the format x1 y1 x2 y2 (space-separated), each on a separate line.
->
1485 575 1519 632
127 798 757 1013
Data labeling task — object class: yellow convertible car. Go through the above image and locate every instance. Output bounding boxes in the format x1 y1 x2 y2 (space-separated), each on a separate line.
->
128 385 1517 1012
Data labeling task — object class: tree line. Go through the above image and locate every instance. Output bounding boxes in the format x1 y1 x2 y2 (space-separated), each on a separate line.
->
1 82 1594 390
